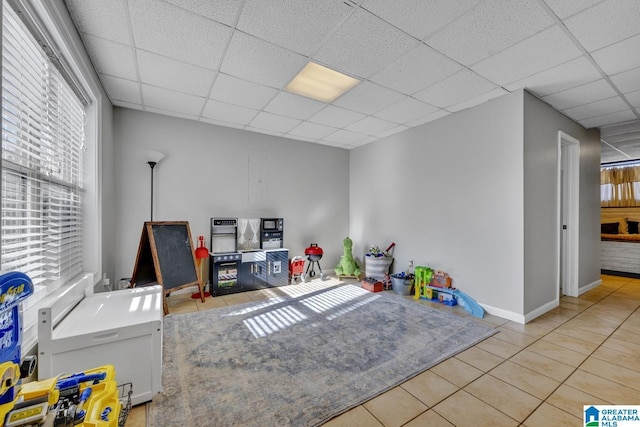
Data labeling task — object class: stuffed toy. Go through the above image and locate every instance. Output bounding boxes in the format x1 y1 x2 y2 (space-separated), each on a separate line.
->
335 237 361 277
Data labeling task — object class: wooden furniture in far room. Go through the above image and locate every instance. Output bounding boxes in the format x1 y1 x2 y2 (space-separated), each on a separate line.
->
601 207 640 276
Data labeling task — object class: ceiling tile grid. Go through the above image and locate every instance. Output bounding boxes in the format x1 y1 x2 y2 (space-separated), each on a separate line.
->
62 0 640 156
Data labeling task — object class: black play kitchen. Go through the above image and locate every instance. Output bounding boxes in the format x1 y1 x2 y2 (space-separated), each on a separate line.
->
209 217 288 296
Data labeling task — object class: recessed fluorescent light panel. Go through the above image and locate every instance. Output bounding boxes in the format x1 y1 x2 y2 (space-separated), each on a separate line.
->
285 62 360 103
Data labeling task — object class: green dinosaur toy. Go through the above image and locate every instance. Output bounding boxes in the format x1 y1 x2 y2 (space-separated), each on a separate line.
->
335 237 361 277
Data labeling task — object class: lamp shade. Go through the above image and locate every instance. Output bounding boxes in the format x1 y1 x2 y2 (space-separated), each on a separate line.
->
144 150 165 164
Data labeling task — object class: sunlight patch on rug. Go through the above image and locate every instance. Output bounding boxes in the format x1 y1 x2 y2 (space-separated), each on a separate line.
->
149 283 496 427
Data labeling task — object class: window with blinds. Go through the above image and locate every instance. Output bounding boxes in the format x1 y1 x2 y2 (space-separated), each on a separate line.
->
1 1 86 294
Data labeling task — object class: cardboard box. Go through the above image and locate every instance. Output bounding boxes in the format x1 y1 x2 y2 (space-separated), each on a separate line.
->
361 277 383 293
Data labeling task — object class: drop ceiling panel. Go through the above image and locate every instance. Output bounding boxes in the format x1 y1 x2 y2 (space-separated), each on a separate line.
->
322 129 368 145
286 121 338 140
141 84 206 116
164 0 243 27
264 92 326 120
413 69 498 109
220 32 308 88
137 50 216 96
543 79 618 110
373 97 439 124
82 35 137 80
406 109 450 127
345 116 399 135
209 74 279 110
563 96 630 121
426 0 554 66
314 9 419 78
542 0 603 20
128 0 231 69
249 111 302 133
591 34 640 76
333 81 405 115
611 67 640 94
503 57 602 96
236 0 352 56
627 90 640 108
361 0 481 40
65 0 130 44
307 105 366 128
579 110 637 129
99 75 141 104
447 87 508 112
202 99 258 125
370 45 463 95
563 0 640 52
471 26 582 86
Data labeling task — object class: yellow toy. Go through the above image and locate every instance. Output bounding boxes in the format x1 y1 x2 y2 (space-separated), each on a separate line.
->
413 266 434 300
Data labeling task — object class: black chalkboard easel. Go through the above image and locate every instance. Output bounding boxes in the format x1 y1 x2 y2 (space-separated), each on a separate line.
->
131 221 206 314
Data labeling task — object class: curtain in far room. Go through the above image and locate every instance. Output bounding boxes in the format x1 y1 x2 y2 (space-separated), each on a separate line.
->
601 164 640 207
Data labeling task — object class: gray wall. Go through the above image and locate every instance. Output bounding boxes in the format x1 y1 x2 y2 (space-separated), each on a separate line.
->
522 91 601 314
112 108 350 282
350 91 526 319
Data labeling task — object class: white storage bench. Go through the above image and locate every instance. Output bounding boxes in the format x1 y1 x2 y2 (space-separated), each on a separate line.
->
37 275 163 405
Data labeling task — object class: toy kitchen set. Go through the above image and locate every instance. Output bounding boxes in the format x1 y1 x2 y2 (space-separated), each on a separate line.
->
209 217 288 296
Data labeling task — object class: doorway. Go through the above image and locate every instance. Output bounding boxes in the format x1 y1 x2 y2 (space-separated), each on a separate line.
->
558 131 580 297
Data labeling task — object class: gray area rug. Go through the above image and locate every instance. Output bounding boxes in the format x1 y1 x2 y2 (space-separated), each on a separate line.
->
149 282 496 427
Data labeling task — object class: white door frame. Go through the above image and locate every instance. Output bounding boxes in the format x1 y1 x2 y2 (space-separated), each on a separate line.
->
557 131 580 298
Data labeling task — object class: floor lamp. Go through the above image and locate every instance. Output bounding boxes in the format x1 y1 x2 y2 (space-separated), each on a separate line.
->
144 151 165 221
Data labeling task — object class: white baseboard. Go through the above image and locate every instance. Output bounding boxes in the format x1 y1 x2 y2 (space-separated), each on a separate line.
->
524 299 559 323
579 278 601 295
480 303 526 324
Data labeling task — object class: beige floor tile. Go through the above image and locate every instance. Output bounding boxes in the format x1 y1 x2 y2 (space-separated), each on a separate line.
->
522 402 581 427
546 384 611 419
489 361 561 400
540 330 600 355
553 324 609 345
322 405 383 427
125 404 146 427
363 386 427 427
493 327 538 348
591 346 640 372
601 336 640 356
526 339 589 367
579 357 640 392
221 292 254 306
454 346 504 372
474 336 523 359
509 349 575 382
429 357 483 388
433 390 518 427
464 374 541 422
166 297 198 314
400 371 459 407
611 327 640 345
403 409 454 427
499 320 557 339
565 370 640 403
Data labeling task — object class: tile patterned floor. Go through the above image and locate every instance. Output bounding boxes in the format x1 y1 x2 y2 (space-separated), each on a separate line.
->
125 274 640 426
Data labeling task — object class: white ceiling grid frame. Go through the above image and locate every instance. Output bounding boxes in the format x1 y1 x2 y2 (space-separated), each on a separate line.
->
543 79 619 111
100 75 141 105
611 67 640 95
141 84 206 116
128 0 231 70
286 121 339 140
345 115 399 136
561 0 640 52
201 99 258 125
333 81 406 116
590 34 640 76
361 0 482 40
64 0 131 44
313 8 419 79
264 92 327 121
373 97 440 124
563 96 630 121
471 26 583 86
220 31 309 88
369 44 464 96
209 74 279 110
136 50 216 97
581 110 638 129
164 0 243 27
426 0 555 66
82 35 137 80
249 111 302 134
307 105 367 129
541 0 604 20
236 0 354 56
413 69 499 109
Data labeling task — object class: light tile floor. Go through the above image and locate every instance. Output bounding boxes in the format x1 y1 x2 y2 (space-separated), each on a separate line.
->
126 274 640 426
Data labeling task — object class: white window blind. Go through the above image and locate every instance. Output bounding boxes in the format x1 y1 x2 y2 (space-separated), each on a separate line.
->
1 1 85 295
